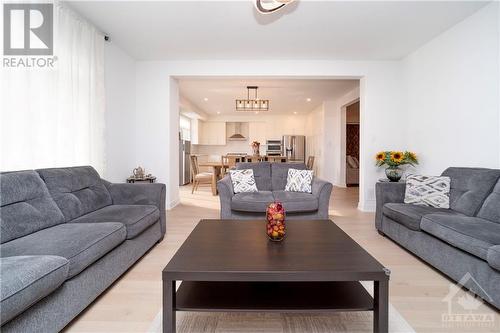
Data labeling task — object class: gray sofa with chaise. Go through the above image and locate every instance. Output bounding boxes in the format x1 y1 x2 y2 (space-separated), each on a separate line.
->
217 162 333 219
0 166 165 332
376 167 500 309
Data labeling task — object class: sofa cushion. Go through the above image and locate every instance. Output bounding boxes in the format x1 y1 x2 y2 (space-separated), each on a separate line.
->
236 162 272 191
421 214 500 260
0 255 69 325
0 171 65 244
231 191 274 212
1 223 126 278
70 205 159 239
477 179 500 224
271 163 307 191
441 167 500 216
272 191 319 213
487 246 500 271
383 203 460 231
36 166 112 222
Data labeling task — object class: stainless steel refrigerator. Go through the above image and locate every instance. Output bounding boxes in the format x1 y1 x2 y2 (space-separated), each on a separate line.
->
179 139 191 185
282 135 306 163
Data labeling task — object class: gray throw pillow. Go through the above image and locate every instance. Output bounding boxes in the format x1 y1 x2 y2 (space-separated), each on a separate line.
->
230 169 258 193
284 168 314 193
404 174 451 208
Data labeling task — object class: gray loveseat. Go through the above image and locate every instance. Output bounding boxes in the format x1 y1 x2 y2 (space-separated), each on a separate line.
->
376 167 500 309
0 166 166 332
217 162 333 219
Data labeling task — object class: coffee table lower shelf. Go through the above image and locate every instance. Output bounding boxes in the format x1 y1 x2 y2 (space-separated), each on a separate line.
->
175 281 374 312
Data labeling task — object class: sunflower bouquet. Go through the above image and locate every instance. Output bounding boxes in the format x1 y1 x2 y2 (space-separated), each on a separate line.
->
375 151 418 167
375 151 418 181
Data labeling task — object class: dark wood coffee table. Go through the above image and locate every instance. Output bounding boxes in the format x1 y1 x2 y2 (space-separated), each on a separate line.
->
163 220 390 333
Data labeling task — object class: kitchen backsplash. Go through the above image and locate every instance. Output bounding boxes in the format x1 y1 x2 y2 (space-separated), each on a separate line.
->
192 141 255 160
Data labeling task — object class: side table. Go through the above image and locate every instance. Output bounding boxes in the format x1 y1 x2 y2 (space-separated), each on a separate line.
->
126 176 156 183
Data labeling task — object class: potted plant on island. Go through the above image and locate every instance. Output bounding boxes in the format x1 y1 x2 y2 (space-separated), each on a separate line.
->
375 151 418 182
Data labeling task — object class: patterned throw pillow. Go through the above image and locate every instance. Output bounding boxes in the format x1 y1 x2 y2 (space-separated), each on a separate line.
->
404 174 451 208
284 168 314 193
229 169 258 193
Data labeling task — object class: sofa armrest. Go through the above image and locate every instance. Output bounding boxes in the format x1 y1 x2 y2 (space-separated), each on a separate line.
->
217 175 234 219
487 245 500 271
312 178 333 219
375 182 406 230
104 181 166 236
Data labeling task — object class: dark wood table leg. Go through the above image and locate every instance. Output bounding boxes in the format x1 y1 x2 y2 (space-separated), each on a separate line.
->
374 279 389 333
163 279 176 333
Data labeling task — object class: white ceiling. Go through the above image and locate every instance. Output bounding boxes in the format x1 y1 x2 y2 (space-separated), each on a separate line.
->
66 0 488 61
178 78 359 115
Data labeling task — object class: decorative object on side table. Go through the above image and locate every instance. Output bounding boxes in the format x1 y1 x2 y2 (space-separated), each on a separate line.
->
127 166 156 183
266 202 286 241
133 166 145 178
375 151 418 182
250 141 260 156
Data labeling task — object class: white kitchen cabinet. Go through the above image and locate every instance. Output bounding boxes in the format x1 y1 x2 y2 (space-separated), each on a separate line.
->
190 118 201 144
199 121 226 145
248 122 266 144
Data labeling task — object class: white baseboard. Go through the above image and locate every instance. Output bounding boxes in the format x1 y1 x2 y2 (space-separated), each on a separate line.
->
358 199 376 212
168 198 180 210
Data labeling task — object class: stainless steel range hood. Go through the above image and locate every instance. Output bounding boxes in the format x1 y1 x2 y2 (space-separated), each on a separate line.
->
228 122 247 141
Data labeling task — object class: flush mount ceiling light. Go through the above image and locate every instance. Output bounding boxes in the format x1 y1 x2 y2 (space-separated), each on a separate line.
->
255 0 295 14
236 86 269 112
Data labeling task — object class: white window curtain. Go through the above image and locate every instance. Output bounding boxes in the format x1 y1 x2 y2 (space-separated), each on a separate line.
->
1 3 105 173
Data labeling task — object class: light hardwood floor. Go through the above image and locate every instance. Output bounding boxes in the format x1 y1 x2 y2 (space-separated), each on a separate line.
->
64 186 500 333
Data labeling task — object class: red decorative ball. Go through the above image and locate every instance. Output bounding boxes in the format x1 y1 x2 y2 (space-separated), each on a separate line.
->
266 201 286 241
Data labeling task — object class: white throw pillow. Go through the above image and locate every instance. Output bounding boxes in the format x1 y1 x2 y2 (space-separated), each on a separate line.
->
404 174 451 208
284 168 314 193
230 169 258 193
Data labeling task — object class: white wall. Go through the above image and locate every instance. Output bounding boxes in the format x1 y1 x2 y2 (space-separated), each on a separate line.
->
403 2 500 175
324 88 360 188
133 60 406 210
306 104 325 177
105 3 499 211
134 62 176 207
103 42 137 181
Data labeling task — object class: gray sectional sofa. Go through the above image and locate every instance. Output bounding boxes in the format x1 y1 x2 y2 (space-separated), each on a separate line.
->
376 167 500 309
217 162 333 219
0 166 166 332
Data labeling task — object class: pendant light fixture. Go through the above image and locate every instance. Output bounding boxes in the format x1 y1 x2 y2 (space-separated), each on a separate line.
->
236 86 269 112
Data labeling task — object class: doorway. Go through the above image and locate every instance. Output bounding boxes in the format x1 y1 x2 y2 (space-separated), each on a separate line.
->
345 100 360 187
166 75 368 211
